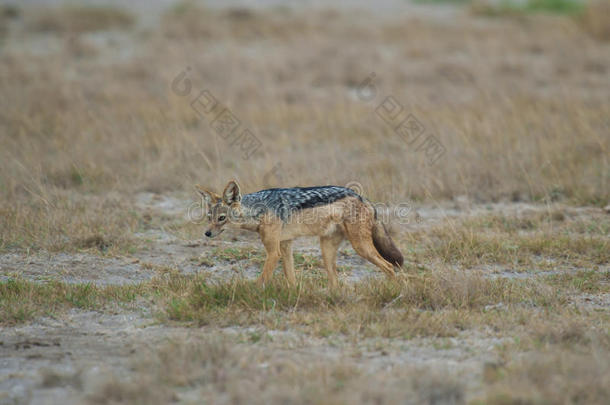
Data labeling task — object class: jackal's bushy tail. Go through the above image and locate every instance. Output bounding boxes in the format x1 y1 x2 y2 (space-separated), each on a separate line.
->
372 222 404 267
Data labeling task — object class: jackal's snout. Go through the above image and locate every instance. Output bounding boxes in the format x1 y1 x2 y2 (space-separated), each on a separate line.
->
203 227 224 238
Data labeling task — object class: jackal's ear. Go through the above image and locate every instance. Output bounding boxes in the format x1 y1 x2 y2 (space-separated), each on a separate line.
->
195 185 220 206
222 180 241 205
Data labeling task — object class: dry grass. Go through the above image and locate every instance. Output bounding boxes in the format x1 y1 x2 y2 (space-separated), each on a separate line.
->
71 332 610 404
1 268 573 338
34 321 608 404
1 3 609 252
402 209 609 268
155 270 604 341
0 277 143 325
422 227 608 268
0 192 141 253
470 0 610 45
26 5 135 34
480 349 610 404
162 2 338 41
28 300 608 405
160 271 558 316
3 251 608 403
546 270 610 294
79 334 465 405
579 0 610 40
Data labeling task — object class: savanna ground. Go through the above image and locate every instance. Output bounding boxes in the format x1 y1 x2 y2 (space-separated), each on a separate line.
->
0 0 609 403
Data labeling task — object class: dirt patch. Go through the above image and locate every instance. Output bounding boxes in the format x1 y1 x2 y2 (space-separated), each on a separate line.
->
0 308 506 404
0 252 146 286
570 293 610 310
0 310 186 404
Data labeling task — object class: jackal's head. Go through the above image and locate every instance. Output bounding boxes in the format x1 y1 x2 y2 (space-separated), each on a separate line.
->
195 180 242 238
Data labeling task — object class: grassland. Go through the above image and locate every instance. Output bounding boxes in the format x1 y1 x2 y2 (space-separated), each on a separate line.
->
2 267 608 403
0 0 609 404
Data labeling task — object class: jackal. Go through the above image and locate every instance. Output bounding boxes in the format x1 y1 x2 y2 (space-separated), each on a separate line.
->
196 180 403 288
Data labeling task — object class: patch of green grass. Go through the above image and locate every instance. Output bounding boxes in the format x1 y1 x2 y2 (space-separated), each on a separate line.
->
546 270 610 293
0 278 143 325
162 276 327 323
523 0 584 14
3 269 603 343
156 270 563 337
472 0 584 16
294 252 322 270
190 255 215 267
208 246 262 262
190 246 266 269
414 0 471 4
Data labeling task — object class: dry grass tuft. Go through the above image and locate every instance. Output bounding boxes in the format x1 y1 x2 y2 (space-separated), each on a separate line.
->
156 270 562 338
546 270 610 294
579 0 610 40
27 5 135 34
481 349 610 405
0 193 140 253
0 277 142 325
162 1 342 41
404 211 610 268
0 269 564 338
85 334 465 405
83 329 610 405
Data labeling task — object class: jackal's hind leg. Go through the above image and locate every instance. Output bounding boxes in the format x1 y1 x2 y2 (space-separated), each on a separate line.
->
280 240 296 287
344 223 396 279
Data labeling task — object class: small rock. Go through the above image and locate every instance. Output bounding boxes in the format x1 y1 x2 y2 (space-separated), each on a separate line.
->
604 204 610 214
414 212 423 223
484 303 505 311
454 195 470 210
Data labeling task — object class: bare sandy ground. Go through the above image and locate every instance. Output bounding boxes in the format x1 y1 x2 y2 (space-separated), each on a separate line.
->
1 309 505 404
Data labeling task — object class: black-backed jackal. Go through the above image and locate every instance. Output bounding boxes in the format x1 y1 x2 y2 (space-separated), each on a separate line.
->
196 180 403 288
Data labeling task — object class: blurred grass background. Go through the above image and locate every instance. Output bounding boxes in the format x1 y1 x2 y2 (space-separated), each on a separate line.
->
0 0 608 251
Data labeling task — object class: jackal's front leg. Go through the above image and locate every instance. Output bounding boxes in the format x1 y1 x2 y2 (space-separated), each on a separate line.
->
257 224 282 286
258 244 280 286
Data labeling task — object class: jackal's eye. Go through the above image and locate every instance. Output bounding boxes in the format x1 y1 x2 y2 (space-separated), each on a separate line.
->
218 214 227 222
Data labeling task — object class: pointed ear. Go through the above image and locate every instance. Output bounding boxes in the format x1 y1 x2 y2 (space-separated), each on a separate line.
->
195 184 220 206
222 180 241 205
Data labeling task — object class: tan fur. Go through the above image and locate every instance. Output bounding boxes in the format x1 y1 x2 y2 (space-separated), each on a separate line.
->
197 181 403 288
